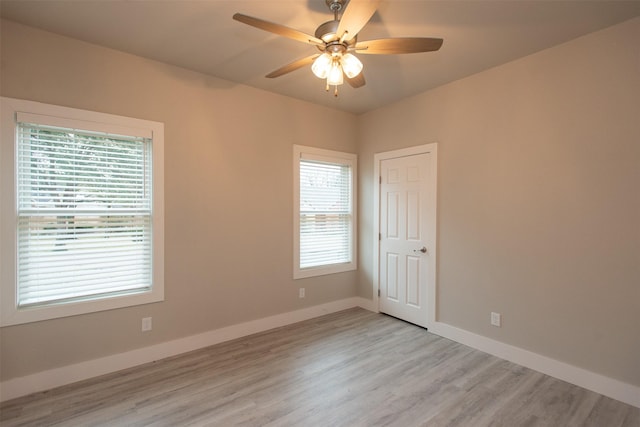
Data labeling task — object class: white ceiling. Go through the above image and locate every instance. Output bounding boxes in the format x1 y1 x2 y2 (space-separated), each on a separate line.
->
2 1 639 114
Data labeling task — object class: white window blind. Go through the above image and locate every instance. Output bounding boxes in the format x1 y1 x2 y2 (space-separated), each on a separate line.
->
16 120 153 307
299 159 352 268
295 145 356 278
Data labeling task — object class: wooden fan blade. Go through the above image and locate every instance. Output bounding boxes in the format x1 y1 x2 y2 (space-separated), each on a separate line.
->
346 72 366 88
233 13 324 46
355 37 443 54
336 0 381 42
266 55 320 78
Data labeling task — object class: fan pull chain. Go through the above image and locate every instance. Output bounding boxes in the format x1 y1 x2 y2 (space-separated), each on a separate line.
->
324 82 339 97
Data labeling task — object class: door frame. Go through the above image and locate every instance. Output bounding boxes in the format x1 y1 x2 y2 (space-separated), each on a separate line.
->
373 143 438 328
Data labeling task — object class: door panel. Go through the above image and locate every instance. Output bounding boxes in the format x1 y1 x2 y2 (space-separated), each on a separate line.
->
386 253 399 301
379 153 432 327
386 192 399 238
407 191 420 240
407 255 421 307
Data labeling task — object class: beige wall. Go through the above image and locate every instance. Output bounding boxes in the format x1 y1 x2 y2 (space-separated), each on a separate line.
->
358 17 640 386
0 20 358 380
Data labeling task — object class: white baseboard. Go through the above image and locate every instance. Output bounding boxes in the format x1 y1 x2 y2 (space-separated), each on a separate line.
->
429 321 640 409
1 297 372 402
353 296 377 312
361 296 639 408
3 298 636 409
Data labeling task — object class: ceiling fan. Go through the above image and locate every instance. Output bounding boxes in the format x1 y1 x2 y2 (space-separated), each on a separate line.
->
233 0 443 96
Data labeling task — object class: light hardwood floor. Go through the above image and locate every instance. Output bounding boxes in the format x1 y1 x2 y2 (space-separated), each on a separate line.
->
1 308 638 426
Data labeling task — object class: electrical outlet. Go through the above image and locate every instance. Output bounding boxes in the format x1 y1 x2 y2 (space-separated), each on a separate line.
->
141 317 152 332
299 288 305 298
491 312 501 327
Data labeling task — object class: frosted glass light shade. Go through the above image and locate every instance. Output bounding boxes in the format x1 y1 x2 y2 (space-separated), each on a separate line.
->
327 60 344 86
340 53 363 78
312 53 332 79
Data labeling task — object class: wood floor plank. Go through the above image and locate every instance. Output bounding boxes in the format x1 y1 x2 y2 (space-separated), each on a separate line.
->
1 308 637 426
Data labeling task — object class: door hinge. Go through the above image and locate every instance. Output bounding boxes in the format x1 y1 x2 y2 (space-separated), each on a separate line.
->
378 289 381 297
379 176 382 184
379 233 381 241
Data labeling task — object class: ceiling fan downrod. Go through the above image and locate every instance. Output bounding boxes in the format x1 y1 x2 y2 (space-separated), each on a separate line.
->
326 0 345 19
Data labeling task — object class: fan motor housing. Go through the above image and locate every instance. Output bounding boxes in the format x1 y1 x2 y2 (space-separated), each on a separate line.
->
315 20 339 42
315 20 358 49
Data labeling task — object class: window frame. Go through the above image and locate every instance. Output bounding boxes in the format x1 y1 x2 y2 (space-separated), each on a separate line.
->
293 145 357 279
0 97 164 326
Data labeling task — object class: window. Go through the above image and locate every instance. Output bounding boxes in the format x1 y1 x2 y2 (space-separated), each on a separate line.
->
0 97 164 326
293 145 356 279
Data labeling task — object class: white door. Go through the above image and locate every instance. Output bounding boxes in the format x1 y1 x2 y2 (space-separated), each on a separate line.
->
379 152 434 327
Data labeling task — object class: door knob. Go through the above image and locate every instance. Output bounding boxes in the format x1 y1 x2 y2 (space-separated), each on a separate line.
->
414 247 427 254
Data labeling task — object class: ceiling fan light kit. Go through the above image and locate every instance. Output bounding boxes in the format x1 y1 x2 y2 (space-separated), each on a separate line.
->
233 0 443 97
312 52 362 92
